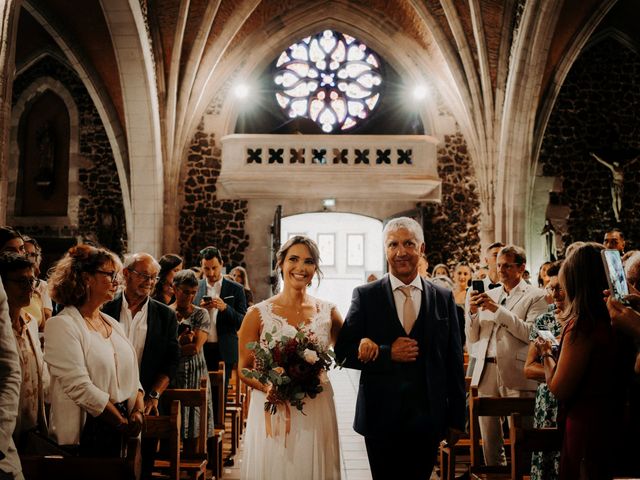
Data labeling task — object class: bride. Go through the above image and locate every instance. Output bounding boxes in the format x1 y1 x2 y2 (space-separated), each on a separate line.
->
238 235 343 480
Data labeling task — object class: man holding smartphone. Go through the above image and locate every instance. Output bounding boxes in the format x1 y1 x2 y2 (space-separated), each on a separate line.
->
194 246 247 389
466 245 547 466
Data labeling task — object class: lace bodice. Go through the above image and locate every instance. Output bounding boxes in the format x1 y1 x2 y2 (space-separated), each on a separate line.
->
254 298 335 350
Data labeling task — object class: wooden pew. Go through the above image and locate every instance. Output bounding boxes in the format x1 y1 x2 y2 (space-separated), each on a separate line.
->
159 378 209 480
226 367 243 456
439 376 472 480
510 413 561 480
20 437 140 480
209 365 226 479
143 399 182 480
468 387 535 480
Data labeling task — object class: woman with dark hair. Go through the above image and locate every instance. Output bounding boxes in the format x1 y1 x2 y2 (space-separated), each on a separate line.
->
535 243 634 479
0 226 25 254
168 269 213 444
44 245 144 456
238 235 343 479
537 261 553 288
152 254 183 304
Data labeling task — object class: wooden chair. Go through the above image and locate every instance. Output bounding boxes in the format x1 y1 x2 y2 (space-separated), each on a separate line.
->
209 366 227 479
20 437 140 480
468 387 535 480
226 367 243 456
510 413 561 480
143 399 182 480
439 377 472 480
159 378 209 480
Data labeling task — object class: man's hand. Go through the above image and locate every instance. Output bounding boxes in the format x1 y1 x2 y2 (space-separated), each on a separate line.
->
357 338 379 363
211 297 227 312
391 337 419 362
471 292 499 313
469 291 482 314
144 397 159 416
200 298 214 309
445 427 465 446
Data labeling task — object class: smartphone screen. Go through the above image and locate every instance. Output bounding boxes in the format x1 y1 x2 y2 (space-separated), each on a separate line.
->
537 329 559 346
602 249 629 302
471 280 485 294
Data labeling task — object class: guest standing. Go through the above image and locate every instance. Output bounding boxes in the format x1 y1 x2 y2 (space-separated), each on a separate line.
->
152 254 183 305
45 245 144 456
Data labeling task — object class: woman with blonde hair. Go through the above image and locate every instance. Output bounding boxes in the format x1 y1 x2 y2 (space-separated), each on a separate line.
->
45 244 144 456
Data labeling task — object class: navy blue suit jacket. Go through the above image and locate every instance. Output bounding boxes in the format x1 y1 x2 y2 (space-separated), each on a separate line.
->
193 278 247 364
334 275 466 438
102 293 179 393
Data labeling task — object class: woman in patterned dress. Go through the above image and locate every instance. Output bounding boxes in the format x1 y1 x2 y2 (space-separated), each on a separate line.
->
524 260 564 480
169 269 214 443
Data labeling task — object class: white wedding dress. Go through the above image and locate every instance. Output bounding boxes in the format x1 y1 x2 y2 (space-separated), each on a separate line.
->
241 298 341 480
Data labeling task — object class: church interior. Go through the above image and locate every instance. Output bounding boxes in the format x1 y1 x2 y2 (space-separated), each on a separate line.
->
1 0 639 478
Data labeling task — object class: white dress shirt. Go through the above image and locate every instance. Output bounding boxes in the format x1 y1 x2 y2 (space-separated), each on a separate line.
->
206 279 222 343
389 273 423 331
119 295 149 367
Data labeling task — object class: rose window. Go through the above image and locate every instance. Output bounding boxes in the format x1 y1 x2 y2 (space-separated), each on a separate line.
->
274 30 383 133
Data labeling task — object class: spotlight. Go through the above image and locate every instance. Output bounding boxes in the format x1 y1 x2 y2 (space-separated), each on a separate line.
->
412 84 428 101
322 198 336 209
234 83 250 99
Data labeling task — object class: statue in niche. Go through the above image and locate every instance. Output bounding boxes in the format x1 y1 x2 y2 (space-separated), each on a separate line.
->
34 122 56 196
540 218 557 261
590 152 639 223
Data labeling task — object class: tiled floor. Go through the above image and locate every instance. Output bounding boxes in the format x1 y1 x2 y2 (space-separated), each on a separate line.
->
220 368 441 480
219 368 372 480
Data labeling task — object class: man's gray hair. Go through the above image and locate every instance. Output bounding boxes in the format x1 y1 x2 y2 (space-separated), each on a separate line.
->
625 251 640 288
498 245 527 265
383 217 424 245
123 252 160 271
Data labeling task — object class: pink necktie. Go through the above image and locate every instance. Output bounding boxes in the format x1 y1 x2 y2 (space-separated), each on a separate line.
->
399 286 416 334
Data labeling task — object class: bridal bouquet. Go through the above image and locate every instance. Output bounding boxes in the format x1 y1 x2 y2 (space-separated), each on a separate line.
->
242 327 336 415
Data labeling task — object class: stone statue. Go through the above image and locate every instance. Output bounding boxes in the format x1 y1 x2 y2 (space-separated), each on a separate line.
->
590 152 639 223
540 218 556 261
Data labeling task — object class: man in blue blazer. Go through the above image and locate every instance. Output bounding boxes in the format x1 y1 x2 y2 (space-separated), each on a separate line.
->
193 246 247 389
335 217 466 479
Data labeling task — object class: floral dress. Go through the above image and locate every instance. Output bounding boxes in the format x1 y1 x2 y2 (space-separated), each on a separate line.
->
528 306 562 480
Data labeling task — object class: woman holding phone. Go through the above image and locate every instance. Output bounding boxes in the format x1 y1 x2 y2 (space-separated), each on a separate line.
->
169 269 214 443
534 243 635 479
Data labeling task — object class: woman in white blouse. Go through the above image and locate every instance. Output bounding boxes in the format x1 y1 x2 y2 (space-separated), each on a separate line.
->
45 244 144 456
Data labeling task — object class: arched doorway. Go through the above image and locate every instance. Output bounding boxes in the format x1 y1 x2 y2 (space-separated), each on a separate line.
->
281 212 383 316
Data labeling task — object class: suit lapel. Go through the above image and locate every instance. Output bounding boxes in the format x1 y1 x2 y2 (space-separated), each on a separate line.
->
381 276 405 336
141 299 155 362
504 284 526 310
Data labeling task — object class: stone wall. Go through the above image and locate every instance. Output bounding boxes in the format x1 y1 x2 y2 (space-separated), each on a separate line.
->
539 37 640 251
421 131 482 269
11 56 127 254
178 124 249 268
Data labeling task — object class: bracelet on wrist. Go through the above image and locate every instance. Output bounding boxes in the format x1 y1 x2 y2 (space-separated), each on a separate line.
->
541 353 554 360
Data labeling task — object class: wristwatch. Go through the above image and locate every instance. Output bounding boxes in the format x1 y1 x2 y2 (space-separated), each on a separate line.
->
147 390 160 400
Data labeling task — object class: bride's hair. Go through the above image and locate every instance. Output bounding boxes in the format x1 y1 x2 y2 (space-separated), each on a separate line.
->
275 235 323 286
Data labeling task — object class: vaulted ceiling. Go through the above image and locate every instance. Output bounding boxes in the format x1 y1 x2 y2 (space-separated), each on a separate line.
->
11 0 638 248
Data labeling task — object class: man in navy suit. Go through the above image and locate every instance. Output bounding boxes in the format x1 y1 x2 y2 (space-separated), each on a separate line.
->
193 246 247 389
335 217 466 479
102 252 179 480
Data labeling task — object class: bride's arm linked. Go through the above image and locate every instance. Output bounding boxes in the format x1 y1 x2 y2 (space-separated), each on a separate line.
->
238 307 268 393
334 288 385 370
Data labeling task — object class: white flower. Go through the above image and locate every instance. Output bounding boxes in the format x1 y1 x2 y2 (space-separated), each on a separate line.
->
303 348 319 364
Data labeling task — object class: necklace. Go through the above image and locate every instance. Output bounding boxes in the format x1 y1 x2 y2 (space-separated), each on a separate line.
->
83 314 111 337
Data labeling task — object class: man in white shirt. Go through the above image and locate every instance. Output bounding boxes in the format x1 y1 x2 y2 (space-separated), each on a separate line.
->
193 246 247 389
466 245 547 466
102 253 179 480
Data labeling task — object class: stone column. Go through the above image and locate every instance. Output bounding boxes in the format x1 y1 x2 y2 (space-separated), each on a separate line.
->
0 0 21 225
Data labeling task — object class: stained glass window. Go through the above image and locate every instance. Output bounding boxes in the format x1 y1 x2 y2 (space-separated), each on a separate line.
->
274 30 383 133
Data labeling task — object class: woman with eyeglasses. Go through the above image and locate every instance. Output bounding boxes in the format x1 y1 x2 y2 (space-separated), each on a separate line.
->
44 244 144 456
22 236 53 329
168 269 214 443
0 252 50 448
523 260 564 480
534 243 636 479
